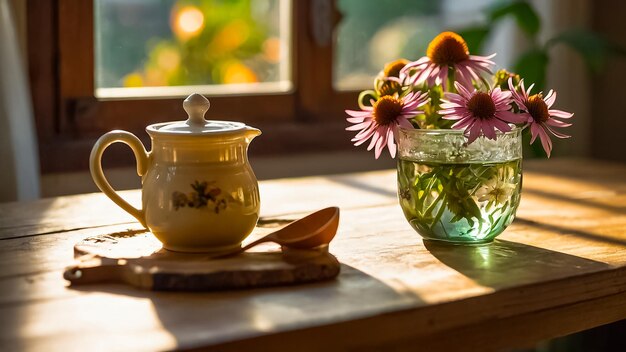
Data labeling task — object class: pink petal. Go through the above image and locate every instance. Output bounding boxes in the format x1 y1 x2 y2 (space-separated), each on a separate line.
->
537 126 553 157
466 122 481 143
439 108 465 116
440 65 449 90
497 110 527 124
352 121 376 138
491 87 512 106
491 118 513 133
509 81 528 109
407 56 430 67
413 65 434 85
427 72 441 87
454 81 474 100
352 136 370 146
469 53 496 62
403 93 429 110
445 94 467 105
481 120 497 140
549 109 574 119
493 98 513 111
352 125 377 146
347 116 367 123
543 123 571 139
519 79 527 98
397 118 413 129
455 69 474 90
428 65 441 80
508 77 519 97
528 123 539 144
440 102 463 109
459 63 483 81
346 121 372 131
374 127 388 159
441 113 463 120
399 112 421 119
544 90 556 108
451 116 475 129
346 109 372 117
442 92 462 101
515 101 530 112
516 112 533 124
387 128 397 158
465 57 493 70
546 119 572 128
367 129 381 151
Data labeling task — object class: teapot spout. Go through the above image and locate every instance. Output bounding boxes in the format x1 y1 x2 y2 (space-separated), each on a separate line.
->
244 126 262 141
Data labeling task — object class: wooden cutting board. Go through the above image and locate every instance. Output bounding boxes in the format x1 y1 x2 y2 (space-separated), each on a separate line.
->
63 228 341 291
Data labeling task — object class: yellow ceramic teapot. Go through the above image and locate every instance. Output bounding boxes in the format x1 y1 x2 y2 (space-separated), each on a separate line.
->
90 93 261 252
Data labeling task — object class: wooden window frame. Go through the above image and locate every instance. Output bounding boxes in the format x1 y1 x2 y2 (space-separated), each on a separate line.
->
27 0 358 174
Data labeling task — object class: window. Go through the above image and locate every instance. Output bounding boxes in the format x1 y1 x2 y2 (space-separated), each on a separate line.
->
94 0 292 98
335 0 507 90
28 0 504 173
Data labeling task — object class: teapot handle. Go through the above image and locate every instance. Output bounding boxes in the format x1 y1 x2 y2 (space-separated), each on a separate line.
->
89 130 149 227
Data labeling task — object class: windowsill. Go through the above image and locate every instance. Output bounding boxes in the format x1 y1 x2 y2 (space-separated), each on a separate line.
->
95 81 294 100
40 149 395 198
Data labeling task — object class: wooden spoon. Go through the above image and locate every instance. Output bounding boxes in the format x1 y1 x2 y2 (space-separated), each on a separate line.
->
216 207 340 257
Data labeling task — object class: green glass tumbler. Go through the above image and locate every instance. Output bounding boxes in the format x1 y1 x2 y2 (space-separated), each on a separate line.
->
397 128 523 245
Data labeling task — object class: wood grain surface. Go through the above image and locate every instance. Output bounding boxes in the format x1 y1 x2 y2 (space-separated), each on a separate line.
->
64 231 340 291
0 158 625 351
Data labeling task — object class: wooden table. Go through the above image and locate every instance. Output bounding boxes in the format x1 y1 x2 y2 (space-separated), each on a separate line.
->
2 158 626 351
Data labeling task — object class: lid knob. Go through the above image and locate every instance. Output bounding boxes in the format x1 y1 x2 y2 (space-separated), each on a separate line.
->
183 93 210 126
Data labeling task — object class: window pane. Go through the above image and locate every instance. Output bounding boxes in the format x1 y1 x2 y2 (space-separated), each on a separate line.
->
334 0 499 90
94 0 291 98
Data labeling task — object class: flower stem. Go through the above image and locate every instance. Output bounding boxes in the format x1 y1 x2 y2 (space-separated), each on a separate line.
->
447 66 456 93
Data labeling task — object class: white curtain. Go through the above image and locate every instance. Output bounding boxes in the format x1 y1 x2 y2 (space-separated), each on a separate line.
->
0 0 40 201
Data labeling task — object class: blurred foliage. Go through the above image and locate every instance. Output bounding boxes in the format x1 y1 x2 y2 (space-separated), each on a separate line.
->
457 0 626 156
547 28 626 72
489 0 540 36
458 0 626 93
119 0 278 87
335 0 440 85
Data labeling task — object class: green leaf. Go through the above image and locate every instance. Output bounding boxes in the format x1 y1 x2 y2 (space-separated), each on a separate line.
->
547 28 626 73
489 1 540 37
513 48 549 92
456 26 491 54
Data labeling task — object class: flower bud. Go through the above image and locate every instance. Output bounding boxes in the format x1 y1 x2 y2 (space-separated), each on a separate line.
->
494 69 520 90
382 59 410 78
376 79 402 97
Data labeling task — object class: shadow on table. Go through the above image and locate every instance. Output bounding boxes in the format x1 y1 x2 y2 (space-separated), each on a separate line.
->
515 216 626 247
424 238 610 289
66 263 423 350
523 187 626 214
328 174 397 199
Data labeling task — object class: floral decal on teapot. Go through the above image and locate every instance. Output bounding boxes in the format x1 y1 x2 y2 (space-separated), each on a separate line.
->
172 181 241 214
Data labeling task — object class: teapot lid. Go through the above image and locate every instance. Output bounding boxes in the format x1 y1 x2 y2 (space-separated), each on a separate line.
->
146 93 247 136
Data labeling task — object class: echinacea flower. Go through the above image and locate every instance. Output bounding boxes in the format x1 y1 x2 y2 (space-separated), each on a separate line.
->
383 59 410 78
375 59 410 97
402 31 495 89
508 78 573 157
439 82 526 143
346 91 429 158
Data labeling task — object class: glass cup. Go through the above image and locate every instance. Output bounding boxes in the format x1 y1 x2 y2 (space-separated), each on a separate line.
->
396 128 523 245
